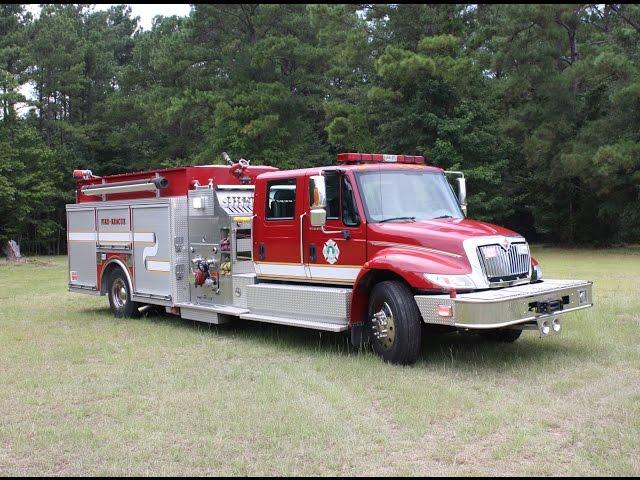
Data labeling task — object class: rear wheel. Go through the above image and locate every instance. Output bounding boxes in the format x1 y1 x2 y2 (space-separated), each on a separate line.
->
479 327 523 343
367 280 422 365
107 269 141 318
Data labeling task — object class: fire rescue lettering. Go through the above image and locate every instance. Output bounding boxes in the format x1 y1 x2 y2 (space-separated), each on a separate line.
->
101 218 127 226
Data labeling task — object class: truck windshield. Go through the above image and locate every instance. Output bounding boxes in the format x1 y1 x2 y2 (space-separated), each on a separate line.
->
356 170 463 223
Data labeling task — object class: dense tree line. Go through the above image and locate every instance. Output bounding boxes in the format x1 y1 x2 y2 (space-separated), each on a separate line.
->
0 4 639 252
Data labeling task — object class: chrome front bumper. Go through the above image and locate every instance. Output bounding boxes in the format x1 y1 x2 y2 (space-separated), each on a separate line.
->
415 279 593 331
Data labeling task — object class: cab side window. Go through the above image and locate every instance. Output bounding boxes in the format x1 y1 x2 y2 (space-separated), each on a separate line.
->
266 179 296 220
341 176 359 226
325 174 340 219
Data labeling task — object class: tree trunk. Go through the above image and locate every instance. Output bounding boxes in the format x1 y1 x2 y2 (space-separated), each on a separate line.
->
4 240 26 263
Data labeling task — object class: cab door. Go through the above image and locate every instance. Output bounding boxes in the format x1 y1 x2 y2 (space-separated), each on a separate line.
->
253 176 308 281
303 171 366 285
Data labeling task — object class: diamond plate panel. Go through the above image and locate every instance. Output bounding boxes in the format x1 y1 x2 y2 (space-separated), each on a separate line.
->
180 307 224 324
232 260 255 275
246 283 351 324
414 296 455 325
170 196 190 303
232 273 257 308
188 189 216 217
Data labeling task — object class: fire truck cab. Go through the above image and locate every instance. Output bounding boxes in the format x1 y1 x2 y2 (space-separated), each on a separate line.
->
66 153 593 364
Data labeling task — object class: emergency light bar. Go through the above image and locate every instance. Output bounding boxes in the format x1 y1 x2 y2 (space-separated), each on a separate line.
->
337 152 425 164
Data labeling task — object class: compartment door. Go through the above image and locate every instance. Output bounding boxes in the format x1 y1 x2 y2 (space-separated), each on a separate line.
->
67 208 97 288
132 204 171 298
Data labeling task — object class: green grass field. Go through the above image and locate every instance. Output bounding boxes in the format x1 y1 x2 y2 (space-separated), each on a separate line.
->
1 248 639 476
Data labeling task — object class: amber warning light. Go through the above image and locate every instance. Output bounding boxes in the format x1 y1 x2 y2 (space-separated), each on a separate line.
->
337 152 425 164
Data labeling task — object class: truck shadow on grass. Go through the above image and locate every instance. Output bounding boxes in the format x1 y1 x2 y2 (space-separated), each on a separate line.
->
415 332 595 369
108 306 597 369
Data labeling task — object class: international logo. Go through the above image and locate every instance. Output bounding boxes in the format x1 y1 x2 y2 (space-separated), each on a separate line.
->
323 239 340 265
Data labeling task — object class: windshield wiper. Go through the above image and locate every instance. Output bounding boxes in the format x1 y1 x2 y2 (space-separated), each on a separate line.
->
379 216 416 223
433 215 453 219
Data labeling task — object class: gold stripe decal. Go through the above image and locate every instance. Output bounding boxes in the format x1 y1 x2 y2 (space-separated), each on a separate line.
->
368 241 462 258
254 262 361 283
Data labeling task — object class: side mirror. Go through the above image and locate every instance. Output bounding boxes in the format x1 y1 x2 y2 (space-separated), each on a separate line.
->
445 171 468 217
310 208 327 227
309 175 327 209
309 175 327 227
457 177 467 216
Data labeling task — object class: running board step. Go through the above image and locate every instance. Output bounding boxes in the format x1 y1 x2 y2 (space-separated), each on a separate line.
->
176 302 250 323
175 302 250 316
239 313 349 332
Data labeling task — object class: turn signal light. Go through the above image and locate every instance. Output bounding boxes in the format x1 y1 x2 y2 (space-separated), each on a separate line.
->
436 305 453 317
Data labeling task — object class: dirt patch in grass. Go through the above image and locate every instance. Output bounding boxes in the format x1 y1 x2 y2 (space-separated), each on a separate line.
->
0 257 56 267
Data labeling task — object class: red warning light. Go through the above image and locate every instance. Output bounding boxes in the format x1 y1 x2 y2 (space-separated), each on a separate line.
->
337 152 425 164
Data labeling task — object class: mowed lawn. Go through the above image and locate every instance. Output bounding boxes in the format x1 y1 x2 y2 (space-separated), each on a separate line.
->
0 248 638 476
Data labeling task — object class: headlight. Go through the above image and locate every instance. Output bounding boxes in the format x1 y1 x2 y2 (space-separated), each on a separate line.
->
532 264 543 281
424 273 476 289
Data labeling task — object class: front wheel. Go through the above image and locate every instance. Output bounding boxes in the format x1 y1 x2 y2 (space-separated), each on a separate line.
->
367 280 422 365
107 269 141 318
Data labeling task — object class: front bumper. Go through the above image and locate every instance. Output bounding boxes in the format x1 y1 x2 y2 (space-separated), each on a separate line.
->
414 279 593 331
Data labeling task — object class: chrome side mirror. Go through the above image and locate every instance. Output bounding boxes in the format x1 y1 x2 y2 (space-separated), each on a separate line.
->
457 177 467 216
445 171 468 217
310 208 327 227
309 175 327 227
309 175 327 209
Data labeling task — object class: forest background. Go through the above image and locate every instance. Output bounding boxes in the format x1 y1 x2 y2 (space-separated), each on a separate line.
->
1 4 639 253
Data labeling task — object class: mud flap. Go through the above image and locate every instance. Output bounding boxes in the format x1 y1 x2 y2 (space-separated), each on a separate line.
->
350 322 370 347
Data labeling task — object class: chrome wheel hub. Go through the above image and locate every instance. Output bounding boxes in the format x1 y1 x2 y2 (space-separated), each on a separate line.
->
112 278 127 309
371 302 396 350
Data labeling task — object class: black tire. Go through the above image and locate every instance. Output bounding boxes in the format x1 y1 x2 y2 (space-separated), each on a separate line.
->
107 268 141 318
479 327 523 343
367 280 422 365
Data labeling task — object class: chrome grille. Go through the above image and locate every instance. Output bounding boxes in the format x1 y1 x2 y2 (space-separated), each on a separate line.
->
477 241 530 282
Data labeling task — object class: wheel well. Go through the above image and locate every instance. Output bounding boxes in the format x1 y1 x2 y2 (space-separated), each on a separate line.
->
350 269 411 325
100 261 129 295
360 269 407 291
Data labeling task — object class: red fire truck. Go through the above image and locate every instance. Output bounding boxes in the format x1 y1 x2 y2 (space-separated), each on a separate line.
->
66 152 592 364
